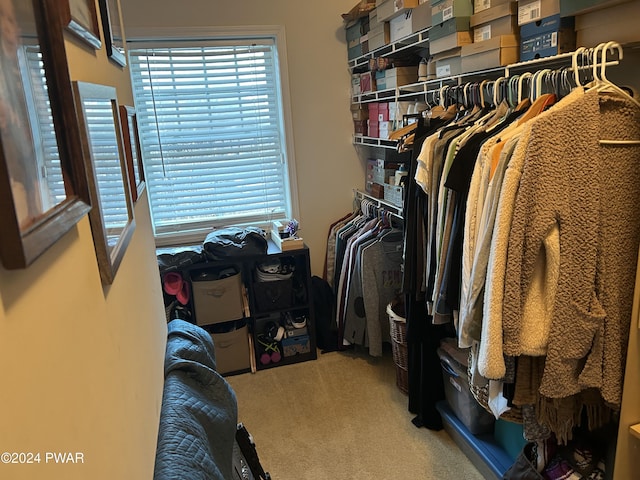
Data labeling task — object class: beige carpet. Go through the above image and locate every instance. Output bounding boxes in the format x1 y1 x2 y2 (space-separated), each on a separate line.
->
227 347 484 480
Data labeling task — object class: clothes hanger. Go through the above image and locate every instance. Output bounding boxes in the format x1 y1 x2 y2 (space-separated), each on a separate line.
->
571 46 587 88
595 41 640 145
535 69 552 99
517 72 532 103
507 75 519 108
464 82 471 109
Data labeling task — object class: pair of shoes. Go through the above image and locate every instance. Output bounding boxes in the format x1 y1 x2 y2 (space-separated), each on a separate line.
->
163 271 190 305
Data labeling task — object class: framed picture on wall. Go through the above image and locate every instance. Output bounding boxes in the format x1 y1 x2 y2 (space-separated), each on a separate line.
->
0 0 91 269
62 0 102 49
73 81 135 285
119 105 145 203
98 0 126 67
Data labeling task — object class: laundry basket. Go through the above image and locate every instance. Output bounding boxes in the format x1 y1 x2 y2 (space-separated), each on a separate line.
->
387 299 408 395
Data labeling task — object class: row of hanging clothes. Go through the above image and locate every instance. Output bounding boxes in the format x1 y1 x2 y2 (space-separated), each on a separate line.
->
401 41 640 448
323 195 404 357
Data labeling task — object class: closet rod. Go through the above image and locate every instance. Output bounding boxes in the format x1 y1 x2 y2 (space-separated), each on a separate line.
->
354 189 404 220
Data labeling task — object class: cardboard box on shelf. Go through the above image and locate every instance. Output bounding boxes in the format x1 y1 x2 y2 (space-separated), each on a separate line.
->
351 75 361 96
517 0 560 25
377 0 420 22
575 1 640 47
361 36 370 55
348 43 363 60
354 119 368 135
346 16 369 42
470 2 518 41
413 2 434 31
520 14 575 61
430 31 473 54
430 15 471 40
389 101 415 123
389 11 411 42
429 16 472 54
378 121 394 139
368 21 391 50
383 66 418 90
375 101 390 121
431 0 474 25
388 1 432 41
461 34 519 72
559 0 630 17
360 71 376 92
368 120 379 138
473 0 512 13
370 182 385 198
433 48 463 77
351 103 369 121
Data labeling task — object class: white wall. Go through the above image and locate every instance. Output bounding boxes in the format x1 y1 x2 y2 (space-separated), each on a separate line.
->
121 0 365 276
0 3 167 479
0 2 361 478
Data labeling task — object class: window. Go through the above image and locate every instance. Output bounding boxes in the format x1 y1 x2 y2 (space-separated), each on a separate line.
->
128 32 296 245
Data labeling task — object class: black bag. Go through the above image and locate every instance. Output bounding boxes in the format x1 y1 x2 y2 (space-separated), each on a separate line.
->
203 227 268 260
157 245 205 274
311 276 338 353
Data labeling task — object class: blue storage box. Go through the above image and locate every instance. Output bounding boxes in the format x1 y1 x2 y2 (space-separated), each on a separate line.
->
520 14 575 61
282 334 310 357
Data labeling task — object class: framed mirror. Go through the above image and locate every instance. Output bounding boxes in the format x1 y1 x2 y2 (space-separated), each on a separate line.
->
0 0 91 269
98 0 126 66
73 81 135 284
119 105 145 203
61 0 101 49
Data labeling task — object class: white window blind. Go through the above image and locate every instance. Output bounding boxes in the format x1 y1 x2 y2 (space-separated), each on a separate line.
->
128 38 291 242
19 45 65 210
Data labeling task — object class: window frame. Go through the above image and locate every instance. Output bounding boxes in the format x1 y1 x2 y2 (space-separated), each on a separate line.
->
126 25 299 247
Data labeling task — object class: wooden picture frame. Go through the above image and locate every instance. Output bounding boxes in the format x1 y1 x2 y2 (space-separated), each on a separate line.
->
98 0 126 67
73 81 135 285
119 105 145 203
62 0 101 49
0 0 91 269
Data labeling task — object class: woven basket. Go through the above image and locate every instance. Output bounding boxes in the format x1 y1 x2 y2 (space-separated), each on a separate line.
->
388 303 408 395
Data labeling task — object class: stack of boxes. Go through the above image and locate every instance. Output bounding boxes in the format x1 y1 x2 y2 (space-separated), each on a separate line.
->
346 14 371 61
365 158 407 206
566 0 639 47
430 0 474 77
368 6 391 50
365 100 417 139
460 1 520 73
517 0 576 61
384 1 433 42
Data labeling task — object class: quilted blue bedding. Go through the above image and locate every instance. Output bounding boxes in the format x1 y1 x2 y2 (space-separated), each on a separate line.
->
154 319 238 480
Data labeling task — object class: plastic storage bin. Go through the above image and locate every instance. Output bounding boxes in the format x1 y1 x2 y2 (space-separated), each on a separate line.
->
437 346 495 435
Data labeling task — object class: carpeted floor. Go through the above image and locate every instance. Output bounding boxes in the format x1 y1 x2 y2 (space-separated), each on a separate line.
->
227 347 484 480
